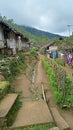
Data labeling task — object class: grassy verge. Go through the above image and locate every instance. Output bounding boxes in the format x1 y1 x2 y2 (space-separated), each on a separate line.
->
11 123 54 130
6 96 22 126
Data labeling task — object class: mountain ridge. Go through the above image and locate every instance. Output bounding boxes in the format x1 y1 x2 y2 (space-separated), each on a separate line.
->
20 25 63 39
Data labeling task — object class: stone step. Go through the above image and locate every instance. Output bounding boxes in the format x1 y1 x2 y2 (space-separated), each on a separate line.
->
50 107 70 130
0 94 18 118
11 101 54 128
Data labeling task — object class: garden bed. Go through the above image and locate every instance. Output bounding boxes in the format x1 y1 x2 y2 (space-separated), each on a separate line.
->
42 58 73 109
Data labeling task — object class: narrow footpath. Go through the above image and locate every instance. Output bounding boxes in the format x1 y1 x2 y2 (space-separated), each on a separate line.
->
11 55 54 129
11 54 73 129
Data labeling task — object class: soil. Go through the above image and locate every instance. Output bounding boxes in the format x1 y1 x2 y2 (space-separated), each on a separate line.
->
13 54 73 130
13 74 31 101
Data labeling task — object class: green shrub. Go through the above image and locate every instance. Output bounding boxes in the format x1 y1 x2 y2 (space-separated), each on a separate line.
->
9 58 19 76
55 59 66 66
54 91 62 103
0 81 10 100
19 53 25 64
1 54 26 82
30 48 38 58
7 97 22 126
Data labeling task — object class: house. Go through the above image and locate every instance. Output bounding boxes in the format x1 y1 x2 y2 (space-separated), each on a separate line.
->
48 46 58 58
40 41 58 58
0 21 30 55
40 41 55 50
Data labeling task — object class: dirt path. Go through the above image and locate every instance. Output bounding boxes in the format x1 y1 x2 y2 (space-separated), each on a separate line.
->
35 59 48 84
11 56 54 128
37 54 73 130
12 54 73 129
57 107 73 130
35 55 56 107
13 74 31 101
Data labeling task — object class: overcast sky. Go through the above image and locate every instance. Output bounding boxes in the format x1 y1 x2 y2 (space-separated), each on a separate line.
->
0 0 73 36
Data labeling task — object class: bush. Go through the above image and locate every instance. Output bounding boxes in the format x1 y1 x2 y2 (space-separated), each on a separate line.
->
54 91 62 103
55 59 66 66
0 81 10 100
30 48 38 58
9 58 19 76
1 54 26 82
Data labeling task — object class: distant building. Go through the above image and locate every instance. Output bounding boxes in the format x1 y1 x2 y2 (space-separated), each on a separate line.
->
41 42 58 58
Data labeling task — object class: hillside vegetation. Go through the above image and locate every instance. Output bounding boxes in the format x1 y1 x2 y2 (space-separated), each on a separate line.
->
0 15 50 46
20 25 62 39
0 15 73 48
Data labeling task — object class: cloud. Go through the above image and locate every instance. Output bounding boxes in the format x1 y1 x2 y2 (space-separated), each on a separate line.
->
0 0 73 35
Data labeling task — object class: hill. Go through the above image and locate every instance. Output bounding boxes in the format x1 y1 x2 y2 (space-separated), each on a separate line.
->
20 25 62 39
0 15 63 46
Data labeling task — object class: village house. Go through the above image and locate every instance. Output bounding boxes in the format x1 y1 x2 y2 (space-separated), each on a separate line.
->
41 42 58 58
0 21 30 55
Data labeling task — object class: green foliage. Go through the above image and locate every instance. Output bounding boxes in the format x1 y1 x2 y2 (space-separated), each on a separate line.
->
18 53 25 63
66 36 73 46
7 97 22 126
42 58 62 104
54 91 62 103
11 123 54 130
0 81 10 100
1 54 26 82
0 15 50 46
55 59 66 66
54 38 63 46
0 81 9 89
9 58 19 76
42 58 73 109
0 54 7 60
30 48 38 58
65 94 73 109
54 36 73 50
